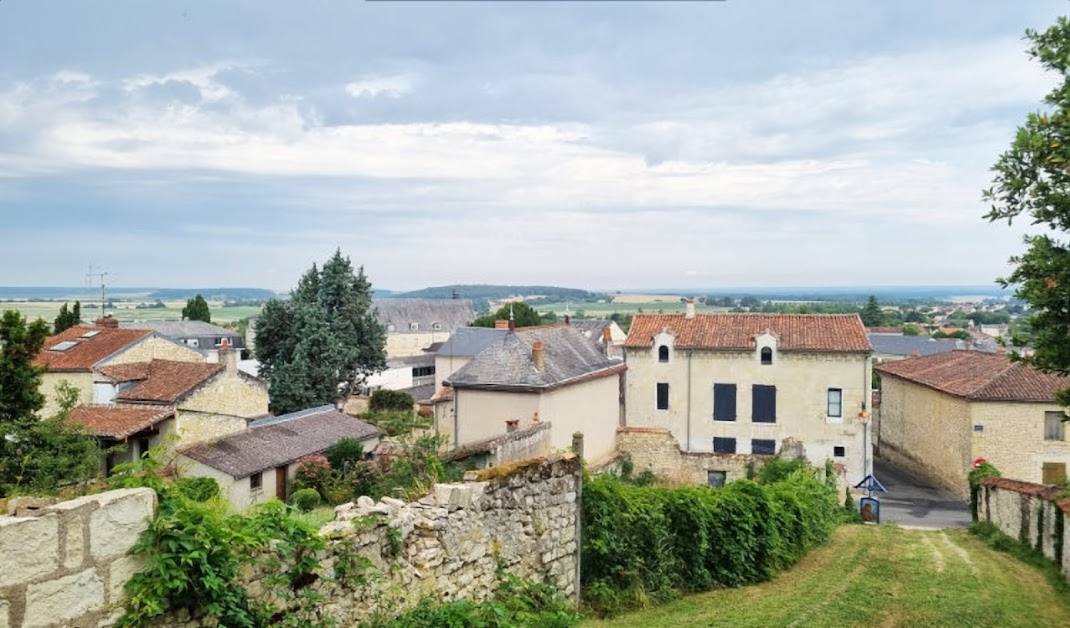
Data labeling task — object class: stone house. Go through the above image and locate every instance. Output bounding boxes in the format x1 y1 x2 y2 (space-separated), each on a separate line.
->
33 319 205 416
875 350 1070 496
623 304 873 482
66 348 269 472
373 298 476 358
177 406 383 511
119 319 244 362
435 325 626 466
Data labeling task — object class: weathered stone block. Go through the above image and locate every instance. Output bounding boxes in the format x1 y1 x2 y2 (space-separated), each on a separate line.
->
64 521 86 569
108 554 147 604
24 568 105 628
89 488 155 560
0 600 9 628
0 513 59 588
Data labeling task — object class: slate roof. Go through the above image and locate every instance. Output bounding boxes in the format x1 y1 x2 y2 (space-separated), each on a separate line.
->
434 327 509 357
447 326 625 392
99 360 225 404
402 383 437 403
120 320 239 340
373 299 476 333
34 326 154 372
181 406 384 478
874 350 1070 402
868 334 963 358
68 404 175 439
624 313 871 353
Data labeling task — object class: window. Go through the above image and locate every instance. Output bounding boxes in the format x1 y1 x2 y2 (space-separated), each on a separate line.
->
713 437 736 454
827 388 843 418
433 322 442 331
752 385 777 423
412 366 435 378
752 439 776 455
834 446 845 458
1045 412 1066 441
250 472 263 492
656 383 669 410
707 470 727 488
136 437 151 460
1042 462 1067 485
760 346 772 365
410 322 420 331
714 383 737 421
658 345 669 362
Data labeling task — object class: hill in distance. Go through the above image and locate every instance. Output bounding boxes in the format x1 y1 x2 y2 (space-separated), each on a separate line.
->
393 284 599 302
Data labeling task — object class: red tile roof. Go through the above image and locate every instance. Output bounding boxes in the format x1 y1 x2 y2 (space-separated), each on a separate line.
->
68 404 175 439
100 360 224 404
34 326 153 372
875 350 1070 402
624 313 871 353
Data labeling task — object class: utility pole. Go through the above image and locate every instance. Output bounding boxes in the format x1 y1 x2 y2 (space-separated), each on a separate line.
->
86 265 110 320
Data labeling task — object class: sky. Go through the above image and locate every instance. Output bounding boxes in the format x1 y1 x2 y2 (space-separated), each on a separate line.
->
0 1 1067 293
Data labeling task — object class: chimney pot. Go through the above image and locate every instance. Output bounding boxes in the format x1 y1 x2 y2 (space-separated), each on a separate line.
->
685 298 695 320
95 315 119 329
532 341 544 370
494 319 510 329
506 419 519 433
602 327 612 342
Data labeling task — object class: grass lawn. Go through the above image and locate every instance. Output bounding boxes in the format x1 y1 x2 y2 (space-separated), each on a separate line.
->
582 525 1070 628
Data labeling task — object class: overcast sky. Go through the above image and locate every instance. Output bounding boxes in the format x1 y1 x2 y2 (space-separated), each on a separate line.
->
0 1 1065 292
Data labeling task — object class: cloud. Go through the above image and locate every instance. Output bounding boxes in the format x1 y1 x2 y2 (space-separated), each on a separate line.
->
345 75 415 99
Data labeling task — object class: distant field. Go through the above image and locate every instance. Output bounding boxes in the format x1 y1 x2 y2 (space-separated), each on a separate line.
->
612 293 689 304
536 301 733 317
0 300 262 325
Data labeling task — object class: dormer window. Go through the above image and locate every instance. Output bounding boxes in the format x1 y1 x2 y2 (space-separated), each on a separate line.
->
658 345 670 362
761 347 772 365
410 322 419 331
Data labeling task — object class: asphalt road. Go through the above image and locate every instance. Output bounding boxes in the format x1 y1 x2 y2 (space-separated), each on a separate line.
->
865 459 972 529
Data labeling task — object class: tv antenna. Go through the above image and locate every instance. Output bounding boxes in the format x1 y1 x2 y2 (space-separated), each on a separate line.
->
86 265 111 320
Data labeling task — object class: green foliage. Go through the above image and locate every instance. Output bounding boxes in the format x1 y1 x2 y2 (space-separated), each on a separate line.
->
582 465 840 617
472 301 544 328
181 294 212 323
53 301 82 333
968 461 1002 522
754 457 806 485
256 250 386 414
860 295 884 327
293 454 332 495
369 389 415 413
289 488 322 512
176 477 221 502
326 437 365 470
933 329 971 340
901 324 921 336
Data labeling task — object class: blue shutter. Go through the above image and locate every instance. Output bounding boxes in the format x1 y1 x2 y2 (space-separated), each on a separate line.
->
752 385 777 423
714 383 737 421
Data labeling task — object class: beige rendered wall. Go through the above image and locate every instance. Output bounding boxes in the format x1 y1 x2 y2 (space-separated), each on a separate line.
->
971 400 1070 485
625 346 871 480
878 377 972 497
39 373 94 418
453 389 541 447
181 371 268 418
104 336 204 366
176 457 280 513
538 375 621 465
386 331 451 358
435 355 472 389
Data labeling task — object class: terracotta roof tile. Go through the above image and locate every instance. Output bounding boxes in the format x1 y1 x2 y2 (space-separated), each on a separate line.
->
105 360 224 404
68 404 175 439
34 326 153 372
875 350 1070 402
624 313 870 352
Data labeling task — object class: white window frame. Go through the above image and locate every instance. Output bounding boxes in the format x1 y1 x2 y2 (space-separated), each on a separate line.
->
827 388 843 421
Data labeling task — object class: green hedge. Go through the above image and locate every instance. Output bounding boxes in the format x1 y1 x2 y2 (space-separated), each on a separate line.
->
582 467 840 616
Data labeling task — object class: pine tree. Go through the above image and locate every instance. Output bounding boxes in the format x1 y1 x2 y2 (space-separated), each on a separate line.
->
54 304 71 334
860 295 884 327
182 295 211 323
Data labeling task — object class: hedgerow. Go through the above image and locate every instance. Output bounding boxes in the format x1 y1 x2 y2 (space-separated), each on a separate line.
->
582 463 840 616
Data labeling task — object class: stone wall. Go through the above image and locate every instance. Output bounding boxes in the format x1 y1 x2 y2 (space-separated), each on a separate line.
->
448 421 553 468
977 476 1070 580
0 489 157 628
618 426 769 486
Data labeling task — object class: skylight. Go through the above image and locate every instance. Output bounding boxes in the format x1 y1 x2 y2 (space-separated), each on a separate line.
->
79 330 101 339
50 340 80 352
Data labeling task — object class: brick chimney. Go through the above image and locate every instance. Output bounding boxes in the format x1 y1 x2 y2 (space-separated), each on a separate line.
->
95 315 119 329
532 341 544 370
495 319 510 329
602 327 612 343
685 298 695 320
219 338 238 373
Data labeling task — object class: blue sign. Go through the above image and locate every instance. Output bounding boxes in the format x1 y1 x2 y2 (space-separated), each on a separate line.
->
853 474 887 494
860 497 880 524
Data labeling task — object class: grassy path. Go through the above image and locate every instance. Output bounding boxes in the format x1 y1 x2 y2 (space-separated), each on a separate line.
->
582 525 1070 628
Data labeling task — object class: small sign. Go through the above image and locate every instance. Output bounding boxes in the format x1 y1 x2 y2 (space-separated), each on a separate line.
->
974 425 984 432
853 474 888 494
860 497 880 524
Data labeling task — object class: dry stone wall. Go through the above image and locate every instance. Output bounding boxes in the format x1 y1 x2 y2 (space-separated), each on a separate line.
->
977 477 1070 580
0 489 156 628
618 426 769 485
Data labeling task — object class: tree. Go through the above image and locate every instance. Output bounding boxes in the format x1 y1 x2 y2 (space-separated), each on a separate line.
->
53 300 82 333
860 295 884 327
255 250 386 415
985 16 1070 405
182 294 211 323
471 302 543 328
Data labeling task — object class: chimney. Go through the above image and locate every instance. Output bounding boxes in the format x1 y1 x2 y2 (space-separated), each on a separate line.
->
685 298 695 319
495 319 510 329
219 338 238 373
95 315 119 329
532 341 544 370
506 419 519 433
532 411 540 424
564 314 570 326
451 289 460 300
602 327 612 343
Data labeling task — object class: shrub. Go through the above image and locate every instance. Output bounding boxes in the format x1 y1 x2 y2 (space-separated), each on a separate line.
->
327 437 366 471
369 389 414 413
755 457 806 484
289 488 322 512
293 454 332 494
968 461 1001 522
176 477 220 502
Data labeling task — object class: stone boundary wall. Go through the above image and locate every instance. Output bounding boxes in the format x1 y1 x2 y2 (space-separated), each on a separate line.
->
0 488 156 628
617 426 770 486
448 421 552 468
977 477 1070 580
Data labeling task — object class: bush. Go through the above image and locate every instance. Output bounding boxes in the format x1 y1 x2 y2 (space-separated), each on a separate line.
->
327 437 365 471
289 488 322 512
176 477 220 502
293 454 332 494
968 461 1001 522
582 464 840 617
369 389 414 413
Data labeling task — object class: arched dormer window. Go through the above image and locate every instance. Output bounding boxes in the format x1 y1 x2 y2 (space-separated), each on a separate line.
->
658 345 670 362
761 346 773 365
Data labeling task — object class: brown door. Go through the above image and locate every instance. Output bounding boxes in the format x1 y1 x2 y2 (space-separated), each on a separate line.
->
1042 462 1067 485
276 466 287 501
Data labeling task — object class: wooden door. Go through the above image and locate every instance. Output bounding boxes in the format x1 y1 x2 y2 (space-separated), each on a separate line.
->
276 466 287 501
1042 462 1066 485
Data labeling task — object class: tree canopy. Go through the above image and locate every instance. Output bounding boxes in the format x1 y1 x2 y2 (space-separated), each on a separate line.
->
255 250 387 415
53 301 81 333
984 16 1070 405
860 295 884 327
471 302 544 328
182 294 212 323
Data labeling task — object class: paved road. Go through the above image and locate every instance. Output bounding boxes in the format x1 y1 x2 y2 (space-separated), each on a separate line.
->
867 459 972 529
